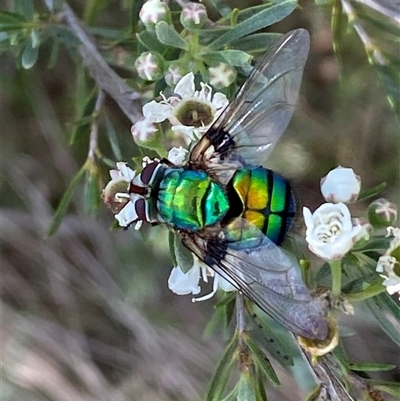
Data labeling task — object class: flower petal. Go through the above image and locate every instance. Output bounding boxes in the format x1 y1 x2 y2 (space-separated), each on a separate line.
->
168 265 201 295
143 100 171 123
174 72 195 98
115 202 138 228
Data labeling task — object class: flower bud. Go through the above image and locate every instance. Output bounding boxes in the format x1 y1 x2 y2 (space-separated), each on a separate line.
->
168 146 188 165
180 3 208 29
165 62 188 87
368 198 397 229
320 166 361 203
208 63 237 89
139 0 170 28
134 52 164 81
131 118 159 147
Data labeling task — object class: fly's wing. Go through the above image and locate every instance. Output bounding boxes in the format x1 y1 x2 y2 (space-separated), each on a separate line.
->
190 29 310 168
182 219 328 340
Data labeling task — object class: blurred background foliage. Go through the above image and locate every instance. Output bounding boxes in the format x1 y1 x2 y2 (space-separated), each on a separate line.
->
1 0 399 400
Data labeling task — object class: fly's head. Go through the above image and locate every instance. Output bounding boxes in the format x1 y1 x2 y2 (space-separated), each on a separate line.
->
102 159 165 229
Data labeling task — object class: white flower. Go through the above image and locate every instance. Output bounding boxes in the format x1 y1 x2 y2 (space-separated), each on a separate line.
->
303 203 363 260
139 0 169 26
131 118 158 144
376 256 400 300
142 72 228 143
376 226 400 300
168 146 188 165
209 63 237 89
135 52 164 81
320 166 361 203
168 257 235 300
102 163 144 229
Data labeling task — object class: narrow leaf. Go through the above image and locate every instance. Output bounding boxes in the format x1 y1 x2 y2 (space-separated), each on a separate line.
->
155 21 189 50
0 11 27 31
21 35 39 69
71 89 97 144
366 297 400 346
358 182 386 201
46 163 87 236
137 31 168 54
237 374 257 401
209 1 296 50
248 307 294 366
348 362 396 372
15 0 34 19
244 336 280 385
174 234 193 273
206 331 238 401
83 168 101 216
231 33 281 54
105 115 122 160
374 292 400 321
201 50 252 67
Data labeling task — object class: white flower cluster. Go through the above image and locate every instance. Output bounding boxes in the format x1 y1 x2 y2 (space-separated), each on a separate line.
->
132 72 228 146
376 227 400 300
168 256 235 300
303 166 363 261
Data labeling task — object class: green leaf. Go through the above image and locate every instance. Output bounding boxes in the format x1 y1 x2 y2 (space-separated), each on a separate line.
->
366 379 400 397
375 292 400 321
248 309 294 366
15 0 35 19
231 33 281 54
46 163 87 236
358 182 387 201
70 89 97 144
47 38 60 68
105 115 122 160
244 335 280 385
331 0 347 69
348 362 396 372
0 11 28 31
201 49 252 67
206 0 232 17
206 331 238 401
137 31 168 54
83 167 101 216
168 231 177 267
344 278 385 301
21 35 39 69
237 374 257 401
155 21 189 50
209 1 297 50
255 371 268 401
173 232 193 273
366 297 400 347
372 57 400 118
48 26 80 48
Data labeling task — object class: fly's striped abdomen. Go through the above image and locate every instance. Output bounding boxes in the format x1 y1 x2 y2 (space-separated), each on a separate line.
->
157 169 229 231
231 167 295 244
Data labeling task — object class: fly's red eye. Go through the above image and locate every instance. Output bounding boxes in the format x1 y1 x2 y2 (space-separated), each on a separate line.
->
141 161 159 185
135 198 147 221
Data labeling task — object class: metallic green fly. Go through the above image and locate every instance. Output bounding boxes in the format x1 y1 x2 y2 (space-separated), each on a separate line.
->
113 29 328 340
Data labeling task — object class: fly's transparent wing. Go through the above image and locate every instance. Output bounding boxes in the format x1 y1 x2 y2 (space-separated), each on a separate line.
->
183 219 327 340
190 29 310 167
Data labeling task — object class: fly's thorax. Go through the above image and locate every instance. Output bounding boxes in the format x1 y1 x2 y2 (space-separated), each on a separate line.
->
228 167 296 245
157 168 229 231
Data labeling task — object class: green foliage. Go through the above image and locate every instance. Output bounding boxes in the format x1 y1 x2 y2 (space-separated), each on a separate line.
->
2 0 399 400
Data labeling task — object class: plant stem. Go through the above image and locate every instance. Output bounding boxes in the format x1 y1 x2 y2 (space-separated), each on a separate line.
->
330 259 342 297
